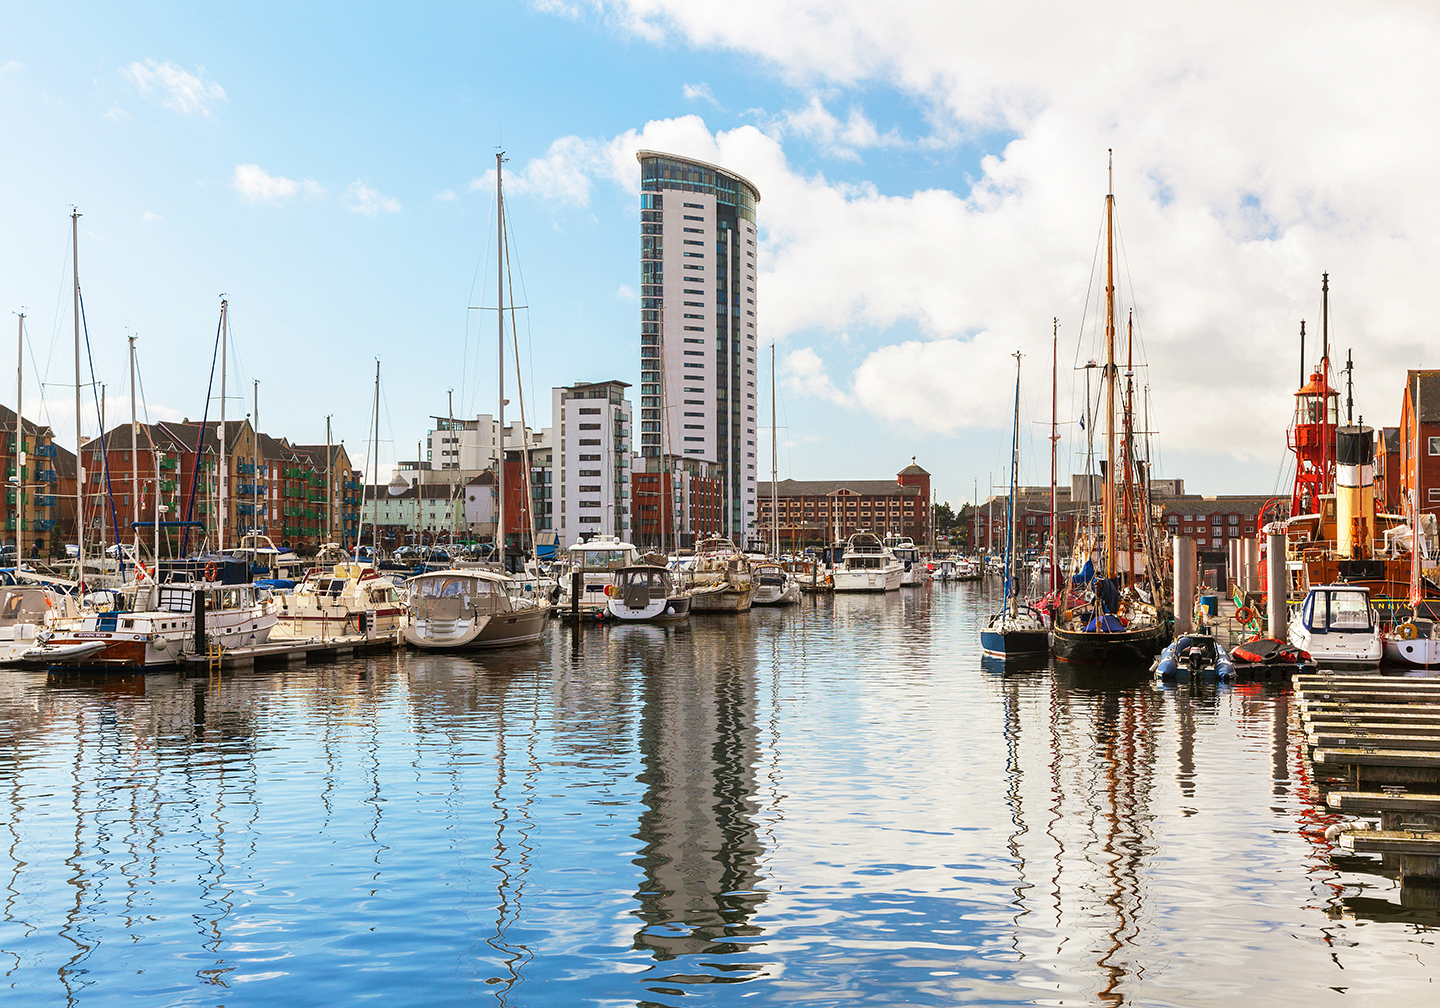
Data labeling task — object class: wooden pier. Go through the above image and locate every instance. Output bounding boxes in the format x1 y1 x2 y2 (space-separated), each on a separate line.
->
1296 671 1440 908
177 632 403 673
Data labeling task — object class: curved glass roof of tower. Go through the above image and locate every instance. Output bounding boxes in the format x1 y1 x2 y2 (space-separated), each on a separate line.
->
636 151 762 540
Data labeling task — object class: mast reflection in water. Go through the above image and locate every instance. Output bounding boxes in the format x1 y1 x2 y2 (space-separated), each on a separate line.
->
0 581 1435 1007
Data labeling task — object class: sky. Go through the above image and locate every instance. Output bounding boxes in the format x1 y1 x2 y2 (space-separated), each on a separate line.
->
2 1 1437 509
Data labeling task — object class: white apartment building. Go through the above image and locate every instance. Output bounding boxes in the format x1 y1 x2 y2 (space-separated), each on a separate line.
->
426 415 552 476
637 151 760 542
554 380 632 544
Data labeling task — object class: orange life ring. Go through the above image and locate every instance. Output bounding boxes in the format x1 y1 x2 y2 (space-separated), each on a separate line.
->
603 584 615 597
205 561 218 582
1235 606 1253 623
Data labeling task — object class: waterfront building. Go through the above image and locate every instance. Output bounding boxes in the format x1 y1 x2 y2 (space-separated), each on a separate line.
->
1375 426 1401 515
83 421 359 555
0 406 69 557
554 380 632 543
631 464 725 550
757 463 930 549
637 150 760 542
1398 370 1440 523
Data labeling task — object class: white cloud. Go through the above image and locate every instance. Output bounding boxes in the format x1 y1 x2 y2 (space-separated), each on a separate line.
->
345 181 401 216
231 164 325 204
682 82 722 108
615 284 637 301
525 4 1440 464
121 59 226 117
0 61 22 75
471 135 599 206
142 210 163 222
772 96 897 160
104 105 131 122
783 347 852 406
434 189 458 201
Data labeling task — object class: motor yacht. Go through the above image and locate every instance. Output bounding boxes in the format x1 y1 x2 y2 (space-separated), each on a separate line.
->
832 531 904 592
404 570 550 649
605 565 691 622
273 561 407 640
751 559 801 605
555 535 642 614
1288 584 1382 669
885 536 929 586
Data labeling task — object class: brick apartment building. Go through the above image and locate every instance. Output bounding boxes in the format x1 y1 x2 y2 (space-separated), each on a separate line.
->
1398 370 1440 522
757 462 931 548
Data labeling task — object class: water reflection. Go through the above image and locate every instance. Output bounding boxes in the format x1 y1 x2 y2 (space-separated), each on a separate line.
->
0 588 1437 1005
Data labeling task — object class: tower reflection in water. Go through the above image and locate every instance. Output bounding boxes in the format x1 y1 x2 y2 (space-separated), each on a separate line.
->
618 617 775 994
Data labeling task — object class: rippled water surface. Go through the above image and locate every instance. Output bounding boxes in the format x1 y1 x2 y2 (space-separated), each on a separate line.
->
1 582 1435 1006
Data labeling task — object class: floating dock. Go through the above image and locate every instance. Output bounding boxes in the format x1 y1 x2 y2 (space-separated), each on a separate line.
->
177 632 403 672
1296 672 1440 909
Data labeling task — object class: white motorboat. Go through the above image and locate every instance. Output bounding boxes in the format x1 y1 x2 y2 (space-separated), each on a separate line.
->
23 558 280 670
273 561 407 640
404 570 551 649
885 536 929 586
832 531 904 592
751 560 800 605
555 535 642 614
1288 584 1382 669
605 565 691 622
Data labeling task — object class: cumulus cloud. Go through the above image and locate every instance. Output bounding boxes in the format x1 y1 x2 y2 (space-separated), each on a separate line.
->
682 82 722 108
516 3 1440 466
142 210 163 222
231 164 325 204
121 59 226 117
345 181 402 215
434 189 458 201
0 61 23 75
783 347 852 406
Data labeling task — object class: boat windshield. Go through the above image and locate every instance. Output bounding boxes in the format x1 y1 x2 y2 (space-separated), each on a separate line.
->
576 550 630 571
416 576 504 598
1324 591 1371 630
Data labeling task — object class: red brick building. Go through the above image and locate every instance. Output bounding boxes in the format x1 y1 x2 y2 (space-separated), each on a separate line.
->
1375 426 1401 515
757 463 930 548
1398 370 1440 522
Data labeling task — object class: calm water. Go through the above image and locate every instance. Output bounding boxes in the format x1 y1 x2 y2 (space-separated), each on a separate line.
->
0 582 1434 1007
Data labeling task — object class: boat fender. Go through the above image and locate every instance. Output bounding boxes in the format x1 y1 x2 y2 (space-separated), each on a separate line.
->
1399 621 1419 640
1323 820 1376 841
665 606 674 615
1236 607 1253 623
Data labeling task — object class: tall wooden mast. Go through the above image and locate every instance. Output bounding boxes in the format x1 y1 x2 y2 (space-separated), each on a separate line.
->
1102 151 1118 580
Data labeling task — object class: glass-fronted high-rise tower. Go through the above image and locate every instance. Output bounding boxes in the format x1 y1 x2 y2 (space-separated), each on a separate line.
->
637 151 760 543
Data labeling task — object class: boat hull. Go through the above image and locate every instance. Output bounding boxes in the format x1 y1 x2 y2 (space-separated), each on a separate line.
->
606 595 692 623
1052 623 1169 666
980 628 1049 659
405 603 550 649
832 565 904 592
1382 635 1440 668
690 584 754 612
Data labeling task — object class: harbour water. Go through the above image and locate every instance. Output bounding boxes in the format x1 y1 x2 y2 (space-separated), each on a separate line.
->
0 581 1434 1006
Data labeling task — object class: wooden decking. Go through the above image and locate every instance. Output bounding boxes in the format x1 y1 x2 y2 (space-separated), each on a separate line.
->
1297 671 1440 908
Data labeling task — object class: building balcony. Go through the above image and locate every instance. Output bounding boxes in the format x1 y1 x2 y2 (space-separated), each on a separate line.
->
32 444 57 458
34 519 56 531
159 457 177 470
35 470 56 483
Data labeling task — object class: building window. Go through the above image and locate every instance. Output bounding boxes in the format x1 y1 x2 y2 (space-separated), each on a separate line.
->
1430 488 1440 502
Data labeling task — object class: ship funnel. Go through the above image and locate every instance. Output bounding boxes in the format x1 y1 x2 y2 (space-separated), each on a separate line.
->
1335 425 1374 559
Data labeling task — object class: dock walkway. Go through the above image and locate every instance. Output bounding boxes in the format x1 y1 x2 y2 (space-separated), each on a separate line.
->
1296 671 1440 908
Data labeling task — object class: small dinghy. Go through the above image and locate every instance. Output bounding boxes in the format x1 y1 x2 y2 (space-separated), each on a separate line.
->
1153 633 1234 681
1229 637 1316 680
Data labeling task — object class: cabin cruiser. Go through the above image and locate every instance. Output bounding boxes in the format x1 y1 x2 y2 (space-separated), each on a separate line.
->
404 570 551 649
555 535 642 614
687 537 755 612
884 536 929 586
605 565 691 622
22 556 279 669
832 531 904 592
786 556 831 593
1288 584 1382 669
273 561 407 639
751 559 801 605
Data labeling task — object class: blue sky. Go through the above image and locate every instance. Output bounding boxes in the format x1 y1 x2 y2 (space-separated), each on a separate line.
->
3 1 1433 509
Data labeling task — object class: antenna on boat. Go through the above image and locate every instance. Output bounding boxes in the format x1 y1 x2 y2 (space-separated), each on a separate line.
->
1299 320 1306 388
1345 348 1354 425
1107 147 1113 196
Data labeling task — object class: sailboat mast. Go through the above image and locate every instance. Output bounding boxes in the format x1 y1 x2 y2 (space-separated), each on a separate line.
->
71 210 84 588
1050 319 1059 595
1006 351 1021 616
1320 273 1332 495
770 342 778 556
496 150 506 572
15 313 23 567
1123 310 1137 588
371 361 381 556
1102 152 1118 581
1413 374 1424 608
218 299 228 553
129 335 138 578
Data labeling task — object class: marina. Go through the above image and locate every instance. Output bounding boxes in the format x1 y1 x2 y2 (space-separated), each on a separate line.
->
1 581 1437 1006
